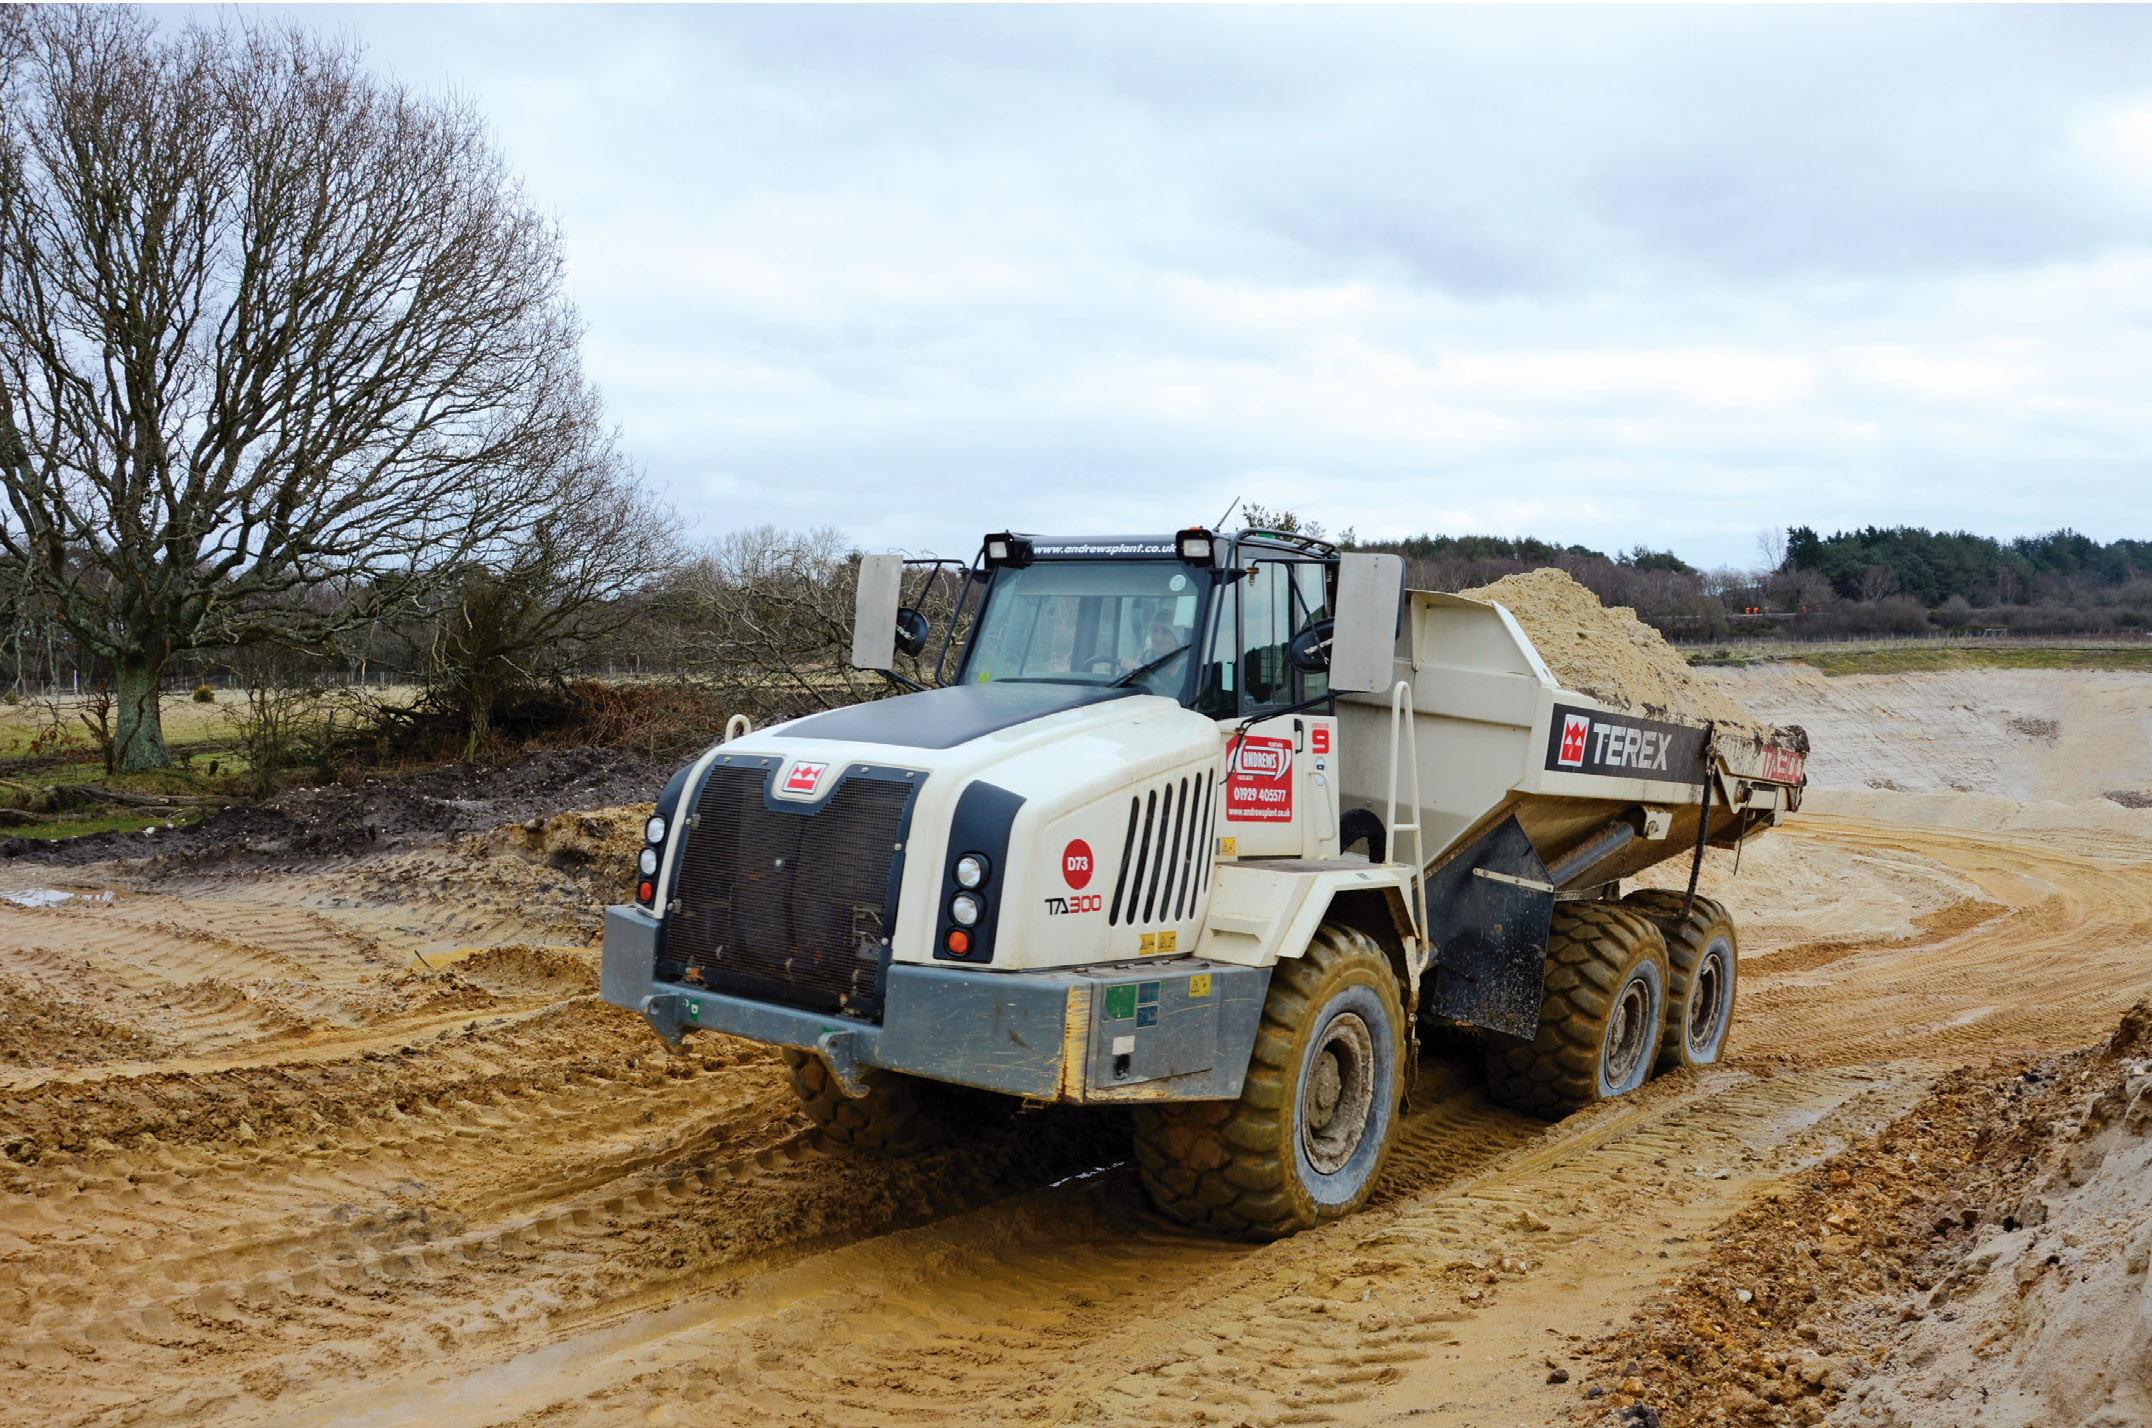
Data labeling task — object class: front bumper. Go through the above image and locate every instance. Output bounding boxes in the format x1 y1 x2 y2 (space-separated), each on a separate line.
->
601 904 1267 1103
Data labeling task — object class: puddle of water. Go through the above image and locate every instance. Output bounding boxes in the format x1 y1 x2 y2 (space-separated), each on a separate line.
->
0 887 113 907
1046 1161 1128 1191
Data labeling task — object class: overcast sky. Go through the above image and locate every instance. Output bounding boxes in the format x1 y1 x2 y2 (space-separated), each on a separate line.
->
263 6 2152 568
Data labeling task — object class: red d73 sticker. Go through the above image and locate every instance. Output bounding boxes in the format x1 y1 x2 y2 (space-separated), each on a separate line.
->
1062 839 1094 889
1226 734 1294 822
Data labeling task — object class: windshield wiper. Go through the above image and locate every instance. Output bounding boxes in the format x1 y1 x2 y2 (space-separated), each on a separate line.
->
1111 642 1191 688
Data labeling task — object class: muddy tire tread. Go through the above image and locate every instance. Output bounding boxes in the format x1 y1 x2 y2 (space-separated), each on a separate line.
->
1132 923 1400 1240
1483 902 1668 1119
780 1049 994 1156
1620 888 1739 1073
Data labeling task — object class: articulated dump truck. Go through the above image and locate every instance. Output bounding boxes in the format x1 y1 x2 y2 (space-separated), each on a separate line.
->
602 527 1809 1238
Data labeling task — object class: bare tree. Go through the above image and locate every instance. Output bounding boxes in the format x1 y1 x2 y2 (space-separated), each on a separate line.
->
1856 565 1900 604
424 407 679 756
0 10 592 768
1754 526 1788 574
657 527 879 719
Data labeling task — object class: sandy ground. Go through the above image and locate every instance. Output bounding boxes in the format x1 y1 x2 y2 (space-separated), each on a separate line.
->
1 670 2149 1428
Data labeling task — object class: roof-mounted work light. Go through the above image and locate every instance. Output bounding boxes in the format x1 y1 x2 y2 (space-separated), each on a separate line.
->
982 532 1034 568
1176 527 1216 565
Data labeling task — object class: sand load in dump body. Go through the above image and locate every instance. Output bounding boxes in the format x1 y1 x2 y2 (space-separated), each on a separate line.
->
1334 587 1810 1040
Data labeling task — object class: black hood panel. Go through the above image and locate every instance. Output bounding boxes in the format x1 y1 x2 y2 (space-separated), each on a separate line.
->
774 681 1141 750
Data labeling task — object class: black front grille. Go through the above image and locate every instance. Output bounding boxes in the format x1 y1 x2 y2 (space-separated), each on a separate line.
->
662 762 918 1019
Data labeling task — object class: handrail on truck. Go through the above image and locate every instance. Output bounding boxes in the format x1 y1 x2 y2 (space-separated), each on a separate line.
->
1383 678 1431 991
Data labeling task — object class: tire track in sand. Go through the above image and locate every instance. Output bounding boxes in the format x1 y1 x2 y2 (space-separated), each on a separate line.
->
231 1062 1930 1428
1728 815 2152 1066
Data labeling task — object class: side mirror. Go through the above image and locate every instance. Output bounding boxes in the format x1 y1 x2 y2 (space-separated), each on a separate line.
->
1328 552 1404 693
1287 619 1333 674
851 554 903 670
894 607 930 659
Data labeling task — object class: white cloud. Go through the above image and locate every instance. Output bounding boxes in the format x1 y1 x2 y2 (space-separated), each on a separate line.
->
239 5 2152 566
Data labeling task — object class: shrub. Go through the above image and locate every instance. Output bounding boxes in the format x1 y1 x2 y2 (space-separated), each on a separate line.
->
192 685 216 703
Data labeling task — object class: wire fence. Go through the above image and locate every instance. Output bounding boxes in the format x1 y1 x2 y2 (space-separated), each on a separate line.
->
0 659 690 701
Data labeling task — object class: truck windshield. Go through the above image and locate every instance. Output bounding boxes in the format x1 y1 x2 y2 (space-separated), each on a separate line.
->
960 560 1207 699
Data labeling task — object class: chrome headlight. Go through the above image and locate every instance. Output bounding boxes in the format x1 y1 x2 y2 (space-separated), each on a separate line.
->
637 847 659 877
644 814 667 845
950 892 983 927
954 853 988 889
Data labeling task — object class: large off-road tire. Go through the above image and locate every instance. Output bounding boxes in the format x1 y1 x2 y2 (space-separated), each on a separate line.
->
1484 903 1668 1119
1621 889 1739 1073
780 1049 1006 1156
1132 923 1404 1240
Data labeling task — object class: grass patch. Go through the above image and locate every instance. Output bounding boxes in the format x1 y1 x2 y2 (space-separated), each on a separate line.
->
1794 646 2152 676
3 809 203 841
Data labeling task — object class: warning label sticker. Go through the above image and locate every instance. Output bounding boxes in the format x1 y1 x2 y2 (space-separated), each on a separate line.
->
1225 734 1294 822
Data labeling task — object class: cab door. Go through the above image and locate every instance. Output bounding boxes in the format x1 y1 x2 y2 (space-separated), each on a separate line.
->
1207 556 1339 860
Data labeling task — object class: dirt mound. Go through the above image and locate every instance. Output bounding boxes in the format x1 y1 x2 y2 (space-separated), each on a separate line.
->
1461 568 1766 737
0 745 669 869
1564 1003 2152 1428
2111 999 2152 1059
0 973 170 1068
481 806 648 884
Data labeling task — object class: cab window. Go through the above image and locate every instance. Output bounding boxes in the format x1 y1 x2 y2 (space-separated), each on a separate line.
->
1239 559 1330 714
1193 579 1238 717
961 560 1204 694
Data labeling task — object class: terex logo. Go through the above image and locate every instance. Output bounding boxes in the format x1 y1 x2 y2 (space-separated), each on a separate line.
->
782 761 826 795
1557 713 1591 768
1062 839 1094 890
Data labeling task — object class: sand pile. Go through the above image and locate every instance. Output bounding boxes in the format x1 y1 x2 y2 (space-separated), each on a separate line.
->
1566 1004 2152 1428
1461 568 1765 738
1837 1008 2152 1428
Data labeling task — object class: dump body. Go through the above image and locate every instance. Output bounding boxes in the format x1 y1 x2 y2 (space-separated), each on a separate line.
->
1338 588 1806 885
1333 589 1806 1038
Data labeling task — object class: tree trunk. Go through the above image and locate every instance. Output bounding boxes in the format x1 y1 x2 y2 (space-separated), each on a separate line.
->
463 679 494 762
113 657 172 771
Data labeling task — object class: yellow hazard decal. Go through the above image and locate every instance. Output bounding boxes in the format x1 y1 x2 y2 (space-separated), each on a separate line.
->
1217 836 1237 856
1188 973 1212 998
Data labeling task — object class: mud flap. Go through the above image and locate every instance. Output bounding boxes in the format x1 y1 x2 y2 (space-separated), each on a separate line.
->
1424 815 1557 1039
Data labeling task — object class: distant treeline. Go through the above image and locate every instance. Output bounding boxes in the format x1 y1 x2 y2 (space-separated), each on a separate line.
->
1783 526 2152 606
1350 525 2152 641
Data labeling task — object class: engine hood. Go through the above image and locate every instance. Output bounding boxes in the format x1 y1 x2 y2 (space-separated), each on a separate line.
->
774 680 1142 750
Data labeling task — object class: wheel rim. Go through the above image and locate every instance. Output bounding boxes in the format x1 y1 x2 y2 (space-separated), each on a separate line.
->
1686 947 1730 1057
1300 1011 1376 1175
1602 976 1653 1089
